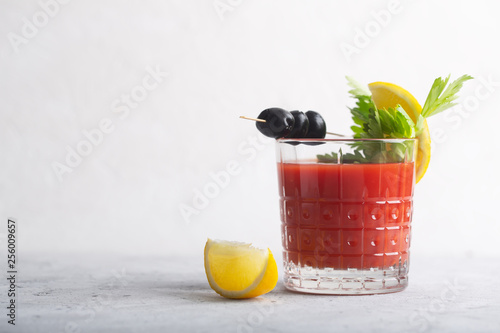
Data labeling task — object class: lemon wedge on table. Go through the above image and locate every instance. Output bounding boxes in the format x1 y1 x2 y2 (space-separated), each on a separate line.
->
204 239 278 299
368 81 432 183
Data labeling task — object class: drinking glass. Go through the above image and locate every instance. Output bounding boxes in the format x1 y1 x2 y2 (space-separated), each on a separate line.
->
276 138 417 295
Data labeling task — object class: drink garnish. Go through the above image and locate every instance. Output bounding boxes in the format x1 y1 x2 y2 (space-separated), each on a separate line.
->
240 109 345 138
318 75 472 182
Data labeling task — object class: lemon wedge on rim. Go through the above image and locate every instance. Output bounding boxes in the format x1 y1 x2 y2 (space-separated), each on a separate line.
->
204 239 278 299
368 81 431 183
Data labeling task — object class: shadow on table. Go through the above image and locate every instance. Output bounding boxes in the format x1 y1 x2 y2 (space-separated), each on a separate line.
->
165 280 290 303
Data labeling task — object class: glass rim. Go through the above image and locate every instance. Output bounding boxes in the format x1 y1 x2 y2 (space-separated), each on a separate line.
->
276 137 417 144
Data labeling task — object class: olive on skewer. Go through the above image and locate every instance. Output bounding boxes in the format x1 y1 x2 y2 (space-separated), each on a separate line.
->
240 108 345 139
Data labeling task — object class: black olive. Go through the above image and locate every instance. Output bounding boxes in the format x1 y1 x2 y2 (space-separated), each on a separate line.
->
284 141 325 146
285 111 309 138
304 111 326 138
256 108 295 138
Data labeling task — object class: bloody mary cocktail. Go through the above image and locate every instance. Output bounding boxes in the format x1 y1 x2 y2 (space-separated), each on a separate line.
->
276 138 416 294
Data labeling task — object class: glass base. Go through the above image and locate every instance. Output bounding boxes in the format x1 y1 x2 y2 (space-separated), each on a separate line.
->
283 265 408 295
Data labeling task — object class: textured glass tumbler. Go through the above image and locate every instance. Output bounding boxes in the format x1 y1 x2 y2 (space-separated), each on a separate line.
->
276 138 417 295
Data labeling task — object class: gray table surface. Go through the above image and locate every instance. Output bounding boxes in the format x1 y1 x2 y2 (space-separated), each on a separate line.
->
1 252 499 333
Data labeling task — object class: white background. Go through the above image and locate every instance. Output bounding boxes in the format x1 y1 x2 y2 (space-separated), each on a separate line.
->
1 0 499 259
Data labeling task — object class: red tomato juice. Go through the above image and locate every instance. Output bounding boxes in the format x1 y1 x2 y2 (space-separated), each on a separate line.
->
277 162 414 270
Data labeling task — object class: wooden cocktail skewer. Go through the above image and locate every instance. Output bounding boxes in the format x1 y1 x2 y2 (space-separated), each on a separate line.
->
326 132 347 137
239 116 266 123
239 116 347 137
